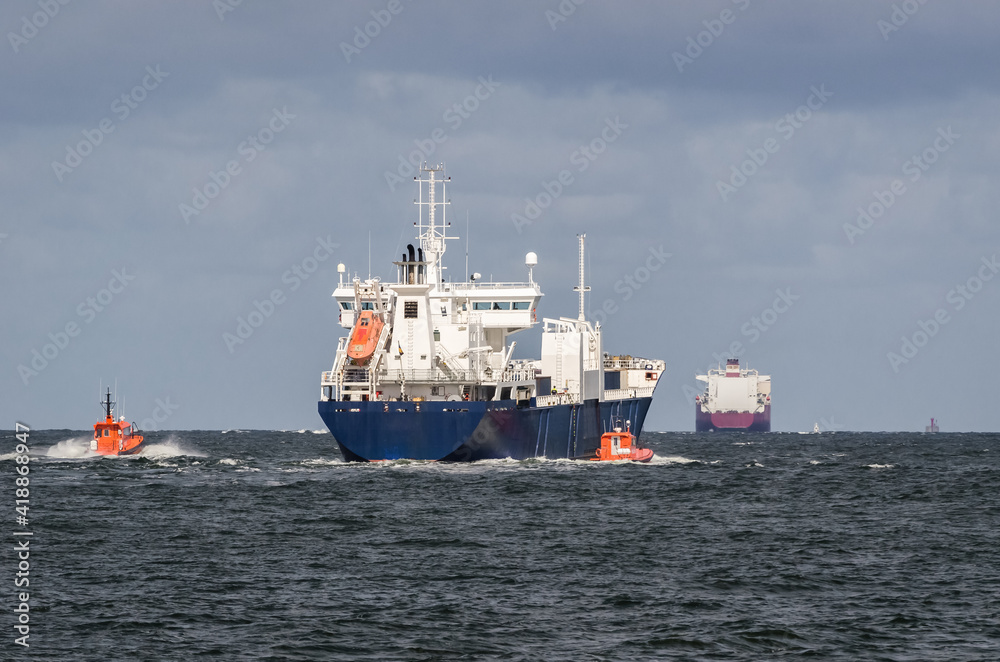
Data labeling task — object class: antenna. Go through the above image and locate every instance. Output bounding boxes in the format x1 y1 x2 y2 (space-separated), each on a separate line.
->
413 163 456 283
465 210 469 283
573 233 590 321
368 231 371 279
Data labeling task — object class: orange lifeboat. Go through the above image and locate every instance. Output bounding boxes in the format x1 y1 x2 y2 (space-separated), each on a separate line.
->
346 310 384 364
92 388 144 456
590 420 653 463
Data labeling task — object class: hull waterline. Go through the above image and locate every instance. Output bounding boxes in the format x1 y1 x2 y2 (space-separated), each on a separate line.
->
319 397 653 462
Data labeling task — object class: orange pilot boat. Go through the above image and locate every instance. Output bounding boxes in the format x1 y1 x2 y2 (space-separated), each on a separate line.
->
591 420 653 463
91 388 144 456
346 309 384 364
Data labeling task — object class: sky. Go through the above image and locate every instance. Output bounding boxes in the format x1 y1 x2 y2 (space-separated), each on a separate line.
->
2 0 998 433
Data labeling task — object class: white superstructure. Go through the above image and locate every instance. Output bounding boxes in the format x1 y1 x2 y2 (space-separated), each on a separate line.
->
696 359 771 414
320 164 664 406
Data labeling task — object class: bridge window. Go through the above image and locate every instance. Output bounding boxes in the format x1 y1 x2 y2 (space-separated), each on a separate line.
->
492 302 511 310
473 302 491 310
340 302 353 310
512 301 530 310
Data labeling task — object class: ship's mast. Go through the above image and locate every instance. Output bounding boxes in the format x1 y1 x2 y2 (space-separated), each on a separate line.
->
102 387 114 421
413 163 456 283
573 233 590 321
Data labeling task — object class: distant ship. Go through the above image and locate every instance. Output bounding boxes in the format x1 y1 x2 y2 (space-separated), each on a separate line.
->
91 388 144 455
317 164 665 461
695 359 771 432
925 418 939 433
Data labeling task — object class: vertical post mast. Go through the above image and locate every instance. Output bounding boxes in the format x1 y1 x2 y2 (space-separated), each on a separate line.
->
414 163 455 284
573 233 590 321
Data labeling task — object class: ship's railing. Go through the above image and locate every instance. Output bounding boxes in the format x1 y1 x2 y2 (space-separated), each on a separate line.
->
497 367 537 383
449 281 536 291
535 392 581 407
321 371 336 385
342 367 373 384
603 357 665 371
379 368 477 383
603 386 656 400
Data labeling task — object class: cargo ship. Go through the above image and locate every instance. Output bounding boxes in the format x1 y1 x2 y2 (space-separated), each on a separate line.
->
317 164 665 461
694 358 770 432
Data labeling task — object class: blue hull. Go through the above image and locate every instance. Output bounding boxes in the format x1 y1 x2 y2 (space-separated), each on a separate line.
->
317 398 653 462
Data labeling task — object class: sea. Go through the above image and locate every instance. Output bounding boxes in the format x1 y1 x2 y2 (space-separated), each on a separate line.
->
4 429 999 660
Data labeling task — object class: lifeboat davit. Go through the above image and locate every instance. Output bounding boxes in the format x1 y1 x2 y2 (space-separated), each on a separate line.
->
590 420 653 463
92 388 144 456
346 310 384 364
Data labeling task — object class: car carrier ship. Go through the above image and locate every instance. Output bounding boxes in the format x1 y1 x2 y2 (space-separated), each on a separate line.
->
318 164 665 461
695 358 771 432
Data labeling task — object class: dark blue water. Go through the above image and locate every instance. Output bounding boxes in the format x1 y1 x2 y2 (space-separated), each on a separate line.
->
5 430 1000 660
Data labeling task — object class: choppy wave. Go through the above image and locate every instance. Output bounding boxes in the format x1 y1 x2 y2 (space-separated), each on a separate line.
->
45 436 95 458
137 436 206 458
14 429 1000 661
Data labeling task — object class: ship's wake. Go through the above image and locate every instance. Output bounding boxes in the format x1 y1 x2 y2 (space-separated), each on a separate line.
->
45 437 95 459
137 436 206 458
646 454 701 465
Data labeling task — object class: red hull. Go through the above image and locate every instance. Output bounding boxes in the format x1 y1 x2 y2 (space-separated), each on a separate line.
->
696 404 770 432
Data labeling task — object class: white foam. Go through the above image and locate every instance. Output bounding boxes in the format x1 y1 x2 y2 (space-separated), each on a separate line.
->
137 436 206 458
866 463 894 469
298 458 346 466
648 454 700 465
45 437 96 459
